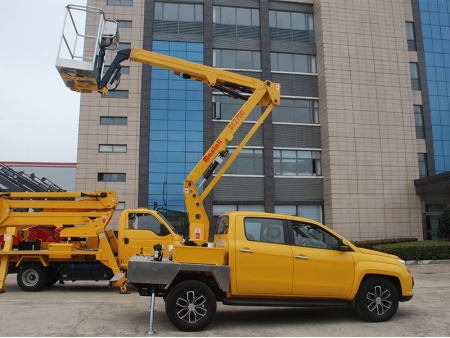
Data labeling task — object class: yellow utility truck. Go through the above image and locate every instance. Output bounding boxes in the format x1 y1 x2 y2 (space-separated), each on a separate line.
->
55 5 413 332
0 191 182 293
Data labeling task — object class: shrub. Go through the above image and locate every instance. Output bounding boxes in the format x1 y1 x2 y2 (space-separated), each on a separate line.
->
437 207 450 240
373 241 450 261
352 238 418 250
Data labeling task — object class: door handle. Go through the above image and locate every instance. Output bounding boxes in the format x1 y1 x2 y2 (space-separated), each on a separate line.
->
295 255 308 260
124 238 129 244
239 248 254 253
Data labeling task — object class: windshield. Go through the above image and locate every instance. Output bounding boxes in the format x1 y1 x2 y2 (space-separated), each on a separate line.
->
156 211 181 235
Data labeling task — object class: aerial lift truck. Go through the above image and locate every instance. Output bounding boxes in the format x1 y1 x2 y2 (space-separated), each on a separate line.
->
55 4 281 247
53 5 413 333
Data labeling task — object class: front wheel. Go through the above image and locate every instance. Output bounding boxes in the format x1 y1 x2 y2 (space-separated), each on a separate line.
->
356 277 399 322
165 280 217 332
17 263 48 292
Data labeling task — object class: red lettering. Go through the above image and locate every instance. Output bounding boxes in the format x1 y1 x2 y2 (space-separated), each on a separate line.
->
202 139 223 163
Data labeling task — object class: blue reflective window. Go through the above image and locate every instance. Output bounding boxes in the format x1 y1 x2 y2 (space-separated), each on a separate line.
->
433 125 443 140
422 24 432 38
167 141 186 151
442 110 450 125
149 41 204 211
429 1 439 13
151 89 169 100
169 121 186 131
186 152 202 162
435 140 444 155
439 95 449 109
444 141 450 156
153 41 170 51
438 82 448 96
150 151 168 162
435 53 445 67
435 156 445 173
443 126 450 140
168 132 186 141
150 120 168 131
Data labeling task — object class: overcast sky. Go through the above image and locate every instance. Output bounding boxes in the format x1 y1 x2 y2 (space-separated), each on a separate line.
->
0 0 87 163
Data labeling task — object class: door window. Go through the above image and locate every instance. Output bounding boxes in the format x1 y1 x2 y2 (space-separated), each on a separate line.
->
128 213 170 236
244 218 286 244
290 221 339 249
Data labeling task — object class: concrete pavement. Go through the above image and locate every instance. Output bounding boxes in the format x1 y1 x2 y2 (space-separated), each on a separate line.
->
0 263 448 336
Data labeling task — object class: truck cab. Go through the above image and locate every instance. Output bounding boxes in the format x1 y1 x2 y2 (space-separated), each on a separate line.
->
117 209 183 268
215 212 413 303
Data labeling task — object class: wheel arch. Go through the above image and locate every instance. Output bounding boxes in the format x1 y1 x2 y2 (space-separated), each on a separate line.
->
169 272 225 301
359 274 402 298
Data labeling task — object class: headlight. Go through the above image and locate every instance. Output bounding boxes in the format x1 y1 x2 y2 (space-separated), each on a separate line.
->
398 259 406 266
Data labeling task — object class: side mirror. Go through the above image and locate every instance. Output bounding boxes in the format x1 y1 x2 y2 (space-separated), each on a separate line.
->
338 238 349 251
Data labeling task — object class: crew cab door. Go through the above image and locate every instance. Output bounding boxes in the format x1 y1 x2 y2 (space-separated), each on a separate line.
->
289 220 355 298
234 216 293 296
119 212 174 268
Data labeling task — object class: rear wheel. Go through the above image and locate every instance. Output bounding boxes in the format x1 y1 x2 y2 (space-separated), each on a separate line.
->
17 263 48 292
165 280 216 331
356 277 399 322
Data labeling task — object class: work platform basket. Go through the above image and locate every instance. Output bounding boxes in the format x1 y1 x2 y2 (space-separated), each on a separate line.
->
55 5 119 93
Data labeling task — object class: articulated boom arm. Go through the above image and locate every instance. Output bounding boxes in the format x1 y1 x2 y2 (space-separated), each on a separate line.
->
58 12 281 245
101 48 281 245
76 47 281 245
0 191 117 235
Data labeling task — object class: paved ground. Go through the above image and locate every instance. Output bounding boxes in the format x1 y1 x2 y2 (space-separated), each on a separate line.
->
0 263 449 337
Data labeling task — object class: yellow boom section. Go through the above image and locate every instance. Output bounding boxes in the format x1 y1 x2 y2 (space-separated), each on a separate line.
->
56 5 281 245
126 48 281 244
0 191 117 233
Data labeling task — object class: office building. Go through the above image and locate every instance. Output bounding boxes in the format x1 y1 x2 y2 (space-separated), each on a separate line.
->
76 0 449 240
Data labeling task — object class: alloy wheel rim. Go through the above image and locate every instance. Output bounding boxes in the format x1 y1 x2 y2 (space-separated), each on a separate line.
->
366 285 392 315
176 290 207 323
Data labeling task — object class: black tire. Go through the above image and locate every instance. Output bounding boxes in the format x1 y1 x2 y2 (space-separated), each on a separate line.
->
17 263 48 292
45 267 59 287
165 280 217 332
356 277 399 322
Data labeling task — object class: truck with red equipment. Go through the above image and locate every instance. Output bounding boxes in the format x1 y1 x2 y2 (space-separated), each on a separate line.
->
0 191 183 293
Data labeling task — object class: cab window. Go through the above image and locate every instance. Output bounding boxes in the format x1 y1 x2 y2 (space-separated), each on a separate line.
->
290 221 339 249
128 213 170 236
216 215 229 234
244 217 286 244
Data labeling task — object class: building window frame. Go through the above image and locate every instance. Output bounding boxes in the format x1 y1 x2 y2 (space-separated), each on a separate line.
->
216 147 264 176
213 6 260 27
270 52 316 74
272 99 319 125
213 49 261 71
418 153 428 178
117 20 133 28
274 149 322 177
406 21 416 51
269 10 314 43
274 205 323 223
410 62 421 90
107 0 133 6
212 6 260 39
101 90 129 99
212 94 262 121
97 173 127 182
99 144 127 153
414 105 425 139
100 116 128 125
